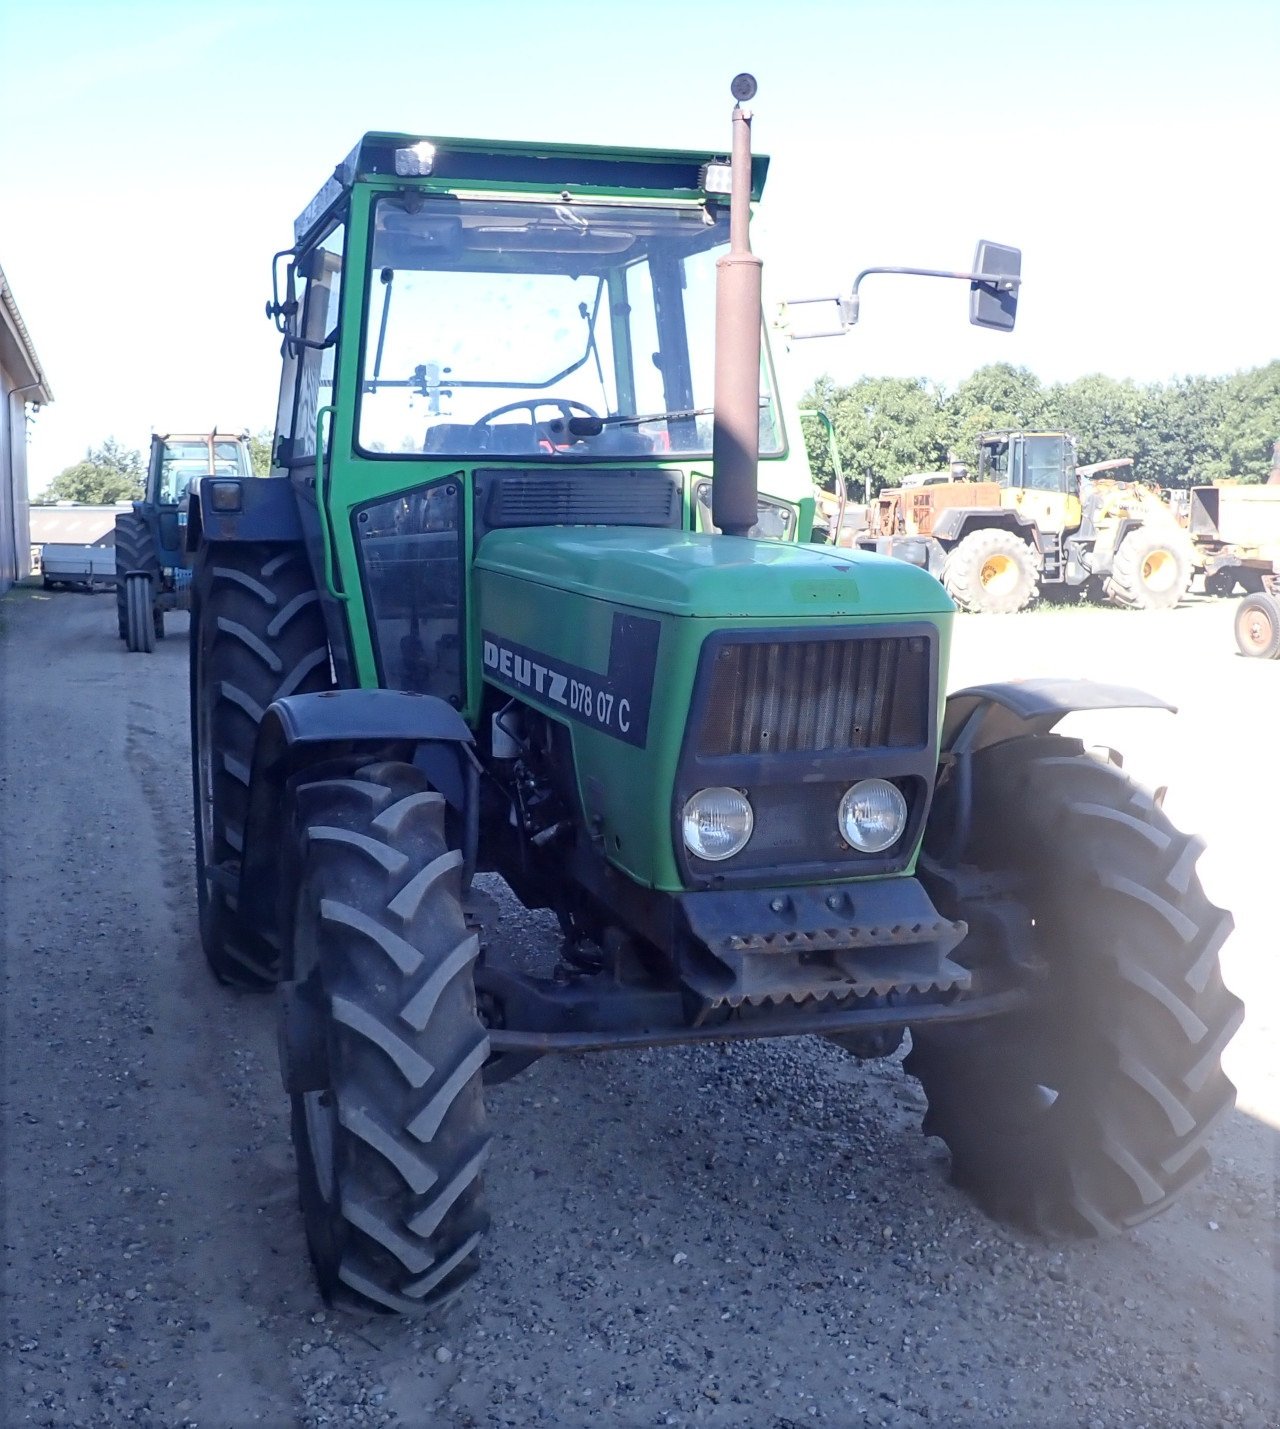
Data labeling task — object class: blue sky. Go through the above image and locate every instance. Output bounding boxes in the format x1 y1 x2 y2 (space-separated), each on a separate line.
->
1 0 1276 490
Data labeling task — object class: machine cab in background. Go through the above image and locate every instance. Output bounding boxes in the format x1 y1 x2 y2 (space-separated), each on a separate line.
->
149 433 254 561
977 429 1080 535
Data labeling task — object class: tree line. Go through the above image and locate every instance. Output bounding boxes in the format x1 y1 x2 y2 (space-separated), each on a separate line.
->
37 359 1280 505
801 360 1280 499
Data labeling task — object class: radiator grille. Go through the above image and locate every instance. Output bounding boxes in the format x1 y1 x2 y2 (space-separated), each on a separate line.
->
698 635 931 756
484 470 680 528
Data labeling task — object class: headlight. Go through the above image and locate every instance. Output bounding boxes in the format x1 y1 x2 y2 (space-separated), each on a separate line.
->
682 788 754 862
838 779 908 853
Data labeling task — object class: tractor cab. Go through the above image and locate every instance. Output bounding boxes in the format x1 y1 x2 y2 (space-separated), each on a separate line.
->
146 433 253 562
260 134 826 694
152 433 252 505
116 430 254 652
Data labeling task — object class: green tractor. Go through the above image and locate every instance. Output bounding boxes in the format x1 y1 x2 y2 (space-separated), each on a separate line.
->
116 431 254 651
187 82 1241 1315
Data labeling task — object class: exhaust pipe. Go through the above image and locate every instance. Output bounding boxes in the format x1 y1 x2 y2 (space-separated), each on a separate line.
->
711 74 763 539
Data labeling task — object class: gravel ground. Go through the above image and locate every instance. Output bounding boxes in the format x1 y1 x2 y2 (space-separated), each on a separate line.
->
1 586 1275 1429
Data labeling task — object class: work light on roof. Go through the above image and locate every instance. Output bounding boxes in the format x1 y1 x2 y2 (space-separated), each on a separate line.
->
700 161 733 195
394 141 436 177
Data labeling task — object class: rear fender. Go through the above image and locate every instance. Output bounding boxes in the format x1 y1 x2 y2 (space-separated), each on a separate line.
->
237 690 476 945
931 509 1038 546
185 475 304 553
930 678 1174 863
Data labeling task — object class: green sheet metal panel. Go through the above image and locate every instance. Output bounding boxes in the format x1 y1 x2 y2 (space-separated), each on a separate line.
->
474 531 952 890
474 527 955 620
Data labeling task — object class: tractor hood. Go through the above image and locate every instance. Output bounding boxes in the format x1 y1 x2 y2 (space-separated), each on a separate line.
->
473 528 953 619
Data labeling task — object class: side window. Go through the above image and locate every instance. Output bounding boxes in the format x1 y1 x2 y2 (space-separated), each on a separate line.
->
291 224 345 460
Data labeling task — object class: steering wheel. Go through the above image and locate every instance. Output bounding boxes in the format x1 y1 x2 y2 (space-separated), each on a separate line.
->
471 398 601 427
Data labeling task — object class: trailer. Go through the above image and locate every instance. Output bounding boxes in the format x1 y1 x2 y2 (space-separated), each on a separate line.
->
40 543 117 592
1190 483 1280 597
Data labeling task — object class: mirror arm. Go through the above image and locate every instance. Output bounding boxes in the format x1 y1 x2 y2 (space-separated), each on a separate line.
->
846 266 1022 325
785 267 1021 337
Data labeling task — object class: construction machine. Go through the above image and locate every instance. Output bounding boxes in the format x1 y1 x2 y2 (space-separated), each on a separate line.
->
115 432 254 652
858 430 1194 613
186 81 1239 1314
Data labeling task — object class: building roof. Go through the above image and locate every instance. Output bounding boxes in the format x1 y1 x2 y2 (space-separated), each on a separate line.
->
0 263 52 404
28 505 129 546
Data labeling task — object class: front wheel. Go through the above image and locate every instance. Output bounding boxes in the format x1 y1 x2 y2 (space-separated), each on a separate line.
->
1234 591 1280 658
283 762 490 1314
124 574 156 653
941 529 1038 614
1104 526 1194 610
115 511 155 641
910 734 1241 1237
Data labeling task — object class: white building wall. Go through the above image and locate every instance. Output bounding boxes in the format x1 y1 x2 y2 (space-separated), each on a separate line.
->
0 264 50 593
0 357 18 590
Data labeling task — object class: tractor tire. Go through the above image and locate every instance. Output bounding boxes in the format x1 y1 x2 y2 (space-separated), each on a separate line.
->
190 544 332 989
124 574 156 653
284 761 490 1315
115 511 156 642
1104 526 1194 610
1234 591 1280 659
909 734 1241 1238
941 529 1038 614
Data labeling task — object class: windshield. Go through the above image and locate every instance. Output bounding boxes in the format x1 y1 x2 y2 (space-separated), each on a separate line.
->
357 196 783 460
157 439 248 504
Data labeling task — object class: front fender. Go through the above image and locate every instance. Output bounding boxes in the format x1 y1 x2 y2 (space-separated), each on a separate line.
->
928 678 1174 869
931 508 1040 545
238 690 475 943
941 677 1174 755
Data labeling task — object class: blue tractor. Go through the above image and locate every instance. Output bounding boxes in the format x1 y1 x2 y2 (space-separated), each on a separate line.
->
115 433 254 652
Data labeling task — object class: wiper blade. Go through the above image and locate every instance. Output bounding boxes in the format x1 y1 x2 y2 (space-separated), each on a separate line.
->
601 406 714 428
570 402 769 437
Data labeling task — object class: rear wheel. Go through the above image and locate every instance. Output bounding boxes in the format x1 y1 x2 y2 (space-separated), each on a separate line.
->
115 512 155 641
942 529 1038 614
190 544 332 988
124 574 156 653
1234 591 1280 658
283 762 490 1315
910 735 1241 1237
1104 526 1194 610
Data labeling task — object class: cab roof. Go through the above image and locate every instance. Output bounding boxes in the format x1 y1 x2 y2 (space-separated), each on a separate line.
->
296 132 769 244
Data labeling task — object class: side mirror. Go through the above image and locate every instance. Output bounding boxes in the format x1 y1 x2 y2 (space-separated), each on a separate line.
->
969 241 1021 331
265 248 298 332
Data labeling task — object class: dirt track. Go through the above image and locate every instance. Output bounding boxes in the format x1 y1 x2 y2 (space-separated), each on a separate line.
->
1 586 1275 1428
